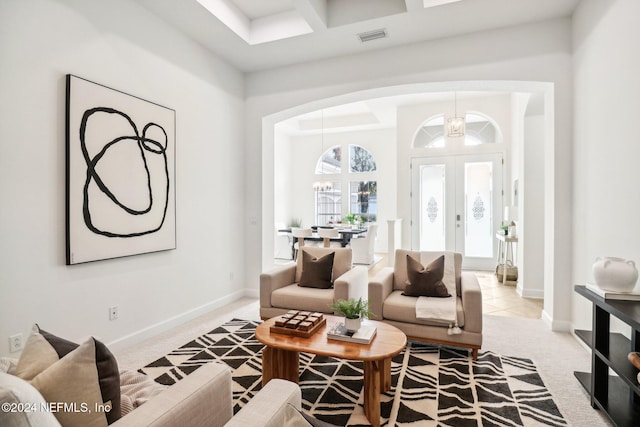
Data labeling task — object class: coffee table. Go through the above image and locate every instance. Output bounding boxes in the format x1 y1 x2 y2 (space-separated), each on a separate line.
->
256 315 407 427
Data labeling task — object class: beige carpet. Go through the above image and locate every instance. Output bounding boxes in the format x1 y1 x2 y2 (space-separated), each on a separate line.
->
115 298 612 426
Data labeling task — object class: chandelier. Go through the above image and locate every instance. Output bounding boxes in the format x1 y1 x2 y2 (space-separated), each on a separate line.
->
446 92 465 137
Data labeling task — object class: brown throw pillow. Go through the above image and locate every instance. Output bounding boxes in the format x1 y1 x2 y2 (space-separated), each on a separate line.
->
403 254 451 298
299 251 335 289
30 337 122 426
15 325 122 425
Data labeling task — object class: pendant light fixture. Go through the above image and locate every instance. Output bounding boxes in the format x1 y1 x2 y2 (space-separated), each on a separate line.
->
446 92 465 137
313 110 332 191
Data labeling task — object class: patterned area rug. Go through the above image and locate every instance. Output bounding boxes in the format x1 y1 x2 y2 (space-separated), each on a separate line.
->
140 319 566 427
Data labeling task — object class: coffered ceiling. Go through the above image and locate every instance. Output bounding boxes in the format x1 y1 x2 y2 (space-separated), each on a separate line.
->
134 0 581 72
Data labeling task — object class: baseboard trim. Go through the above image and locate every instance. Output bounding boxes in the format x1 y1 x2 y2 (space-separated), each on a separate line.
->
244 288 259 299
518 287 544 299
107 290 246 353
541 310 572 332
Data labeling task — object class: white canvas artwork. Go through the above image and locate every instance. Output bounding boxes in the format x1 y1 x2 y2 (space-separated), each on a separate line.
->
66 75 176 264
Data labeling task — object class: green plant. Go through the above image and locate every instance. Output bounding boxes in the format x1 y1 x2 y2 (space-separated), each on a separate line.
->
288 218 302 228
360 213 376 223
329 298 373 319
343 213 362 224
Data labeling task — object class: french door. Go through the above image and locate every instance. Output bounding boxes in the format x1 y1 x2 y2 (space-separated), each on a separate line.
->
411 154 503 270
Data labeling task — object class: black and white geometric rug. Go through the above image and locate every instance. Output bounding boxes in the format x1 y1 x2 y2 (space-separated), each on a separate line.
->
140 319 567 427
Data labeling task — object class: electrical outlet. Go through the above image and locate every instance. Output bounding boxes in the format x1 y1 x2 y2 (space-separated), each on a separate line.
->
109 306 118 321
9 333 23 353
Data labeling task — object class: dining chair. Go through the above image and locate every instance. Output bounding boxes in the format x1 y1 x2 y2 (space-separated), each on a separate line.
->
350 223 378 265
291 228 314 259
316 227 341 248
274 223 293 260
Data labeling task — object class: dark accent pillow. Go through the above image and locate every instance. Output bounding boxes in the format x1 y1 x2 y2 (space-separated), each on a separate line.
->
15 325 122 425
15 324 79 380
30 337 122 426
299 251 335 289
403 254 451 297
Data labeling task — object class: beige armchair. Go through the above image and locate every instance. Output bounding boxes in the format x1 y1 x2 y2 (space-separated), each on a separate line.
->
260 247 368 319
368 249 482 359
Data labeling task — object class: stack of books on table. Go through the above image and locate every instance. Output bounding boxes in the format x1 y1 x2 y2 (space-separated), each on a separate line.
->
586 283 640 301
327 322 377 344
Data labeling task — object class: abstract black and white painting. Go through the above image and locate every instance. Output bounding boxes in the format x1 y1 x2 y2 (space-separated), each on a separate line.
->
66 75 176 264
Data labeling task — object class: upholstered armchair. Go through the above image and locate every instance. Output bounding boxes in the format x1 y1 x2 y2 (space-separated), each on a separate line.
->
368 249 483 359
260 247 368 319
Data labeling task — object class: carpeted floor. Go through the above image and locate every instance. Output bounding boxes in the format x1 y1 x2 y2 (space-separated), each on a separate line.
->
114 298 612 427
140 319 568 427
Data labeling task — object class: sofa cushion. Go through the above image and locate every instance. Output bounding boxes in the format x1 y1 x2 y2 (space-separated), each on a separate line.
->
299 251 334 289
0 372 61 427
30 337 121 426
403 255 450 297
295 247 352 284
383 290 465 327
272 284 334 313
14 325 78 381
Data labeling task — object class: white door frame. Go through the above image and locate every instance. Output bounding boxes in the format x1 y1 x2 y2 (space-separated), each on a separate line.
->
411 153 503 270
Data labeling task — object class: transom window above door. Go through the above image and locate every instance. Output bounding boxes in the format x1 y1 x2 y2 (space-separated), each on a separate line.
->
414 112 502 148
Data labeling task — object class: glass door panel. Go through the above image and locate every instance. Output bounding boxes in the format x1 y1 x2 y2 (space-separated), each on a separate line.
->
419 164 446 251
463 162 493 258
412 154 502 269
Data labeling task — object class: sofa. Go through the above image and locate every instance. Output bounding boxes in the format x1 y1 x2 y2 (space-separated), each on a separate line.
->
260 246 368 319
1 334 301 427
116 363 301 427
368 249 483 359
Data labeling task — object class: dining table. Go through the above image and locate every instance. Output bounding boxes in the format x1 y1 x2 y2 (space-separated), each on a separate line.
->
279 226 367 259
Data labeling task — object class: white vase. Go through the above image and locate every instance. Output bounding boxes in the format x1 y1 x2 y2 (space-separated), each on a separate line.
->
593 257 638 292
344 317 361 332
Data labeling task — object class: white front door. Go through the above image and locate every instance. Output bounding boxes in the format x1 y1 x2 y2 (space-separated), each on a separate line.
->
411 154 503 270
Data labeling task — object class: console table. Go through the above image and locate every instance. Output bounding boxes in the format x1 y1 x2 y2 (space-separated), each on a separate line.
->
574 285 640 427
495 233 518 285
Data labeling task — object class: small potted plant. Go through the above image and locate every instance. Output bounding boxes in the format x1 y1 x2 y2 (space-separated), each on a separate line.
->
329 297 373 332
288 218 302 228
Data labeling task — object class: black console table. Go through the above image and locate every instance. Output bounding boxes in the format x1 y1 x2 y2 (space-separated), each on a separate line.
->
574 285 640 426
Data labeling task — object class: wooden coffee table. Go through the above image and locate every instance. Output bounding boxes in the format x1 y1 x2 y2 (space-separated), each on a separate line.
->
256 315 407 427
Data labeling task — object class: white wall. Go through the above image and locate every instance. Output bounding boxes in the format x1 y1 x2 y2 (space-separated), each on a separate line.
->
0 0 245 357
572 0 640 330
246 18 574 328
521 114 546 298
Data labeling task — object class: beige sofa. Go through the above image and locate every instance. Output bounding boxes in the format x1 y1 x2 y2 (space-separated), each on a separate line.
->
368 250 483 359
1 361 301 427
260 247 368 319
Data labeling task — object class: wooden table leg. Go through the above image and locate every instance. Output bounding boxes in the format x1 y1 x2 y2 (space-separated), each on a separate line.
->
262 345 299 386
380 357 392 392
363 360 381 427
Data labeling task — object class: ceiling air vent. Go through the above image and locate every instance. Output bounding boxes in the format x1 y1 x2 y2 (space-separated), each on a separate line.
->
357 29 387 43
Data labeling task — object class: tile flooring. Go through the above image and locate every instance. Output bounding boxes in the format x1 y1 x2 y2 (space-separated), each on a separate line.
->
368 254 543 320
473 270 543 319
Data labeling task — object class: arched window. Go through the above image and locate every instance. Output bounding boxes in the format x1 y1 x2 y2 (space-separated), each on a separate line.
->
314 145 378 226
464 112 501 145
315 146 341 174
414 115 446 148
413 112 501 148
350 145 376 172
